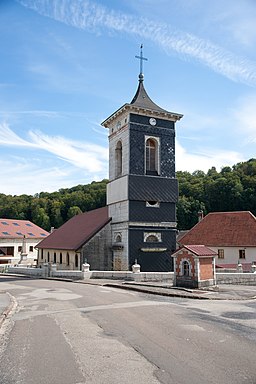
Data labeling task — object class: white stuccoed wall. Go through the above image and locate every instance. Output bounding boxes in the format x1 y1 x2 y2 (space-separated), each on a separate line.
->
108 121 129 181
107 177 128 206
211 246 256 265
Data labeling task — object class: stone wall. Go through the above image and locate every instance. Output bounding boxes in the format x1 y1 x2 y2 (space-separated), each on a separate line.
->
7 264 86 279
82 222 112 270
8 266 43 276
6 266 256 285
6 265 173 282
91 271 174 282
216 273 256 285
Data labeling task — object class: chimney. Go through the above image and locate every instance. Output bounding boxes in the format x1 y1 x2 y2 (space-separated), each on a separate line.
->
198 210 204 222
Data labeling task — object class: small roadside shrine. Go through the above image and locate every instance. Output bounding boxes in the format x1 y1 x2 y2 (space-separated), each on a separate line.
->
171 245 217 289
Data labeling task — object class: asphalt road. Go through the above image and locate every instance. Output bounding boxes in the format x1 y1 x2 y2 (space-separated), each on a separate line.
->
0 275 256 384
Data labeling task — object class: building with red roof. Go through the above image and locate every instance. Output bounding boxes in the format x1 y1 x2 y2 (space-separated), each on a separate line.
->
178 211 256 272
0 219 49 265
172 245 217 288
37 207 112 270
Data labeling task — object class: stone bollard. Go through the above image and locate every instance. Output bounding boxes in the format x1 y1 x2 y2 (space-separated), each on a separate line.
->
251 263 256 273
236 263 243 273
82 263 90 272
82 263 91 280
132 262 141 273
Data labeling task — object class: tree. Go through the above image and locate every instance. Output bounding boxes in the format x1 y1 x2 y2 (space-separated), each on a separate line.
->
177 196 205 229
67 206 82 219
32 207 50 230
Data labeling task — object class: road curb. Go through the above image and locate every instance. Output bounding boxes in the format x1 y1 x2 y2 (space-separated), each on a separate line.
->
0 292 17 328
103 283 213 299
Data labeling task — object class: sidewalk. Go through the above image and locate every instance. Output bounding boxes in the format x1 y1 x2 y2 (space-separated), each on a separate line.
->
80 279 256 301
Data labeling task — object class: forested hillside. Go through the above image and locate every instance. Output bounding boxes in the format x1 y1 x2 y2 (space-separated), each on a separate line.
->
176 158 256 229
0 180 108 232
1 159 256 231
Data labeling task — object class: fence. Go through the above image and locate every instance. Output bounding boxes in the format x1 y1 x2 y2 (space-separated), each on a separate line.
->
216 273 256 285
5 264 256 285
6 264 173 282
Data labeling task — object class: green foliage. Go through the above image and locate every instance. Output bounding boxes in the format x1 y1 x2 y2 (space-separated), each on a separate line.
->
176 158 256 229
0 180 108 231
1 160 256 231
67 206 82 219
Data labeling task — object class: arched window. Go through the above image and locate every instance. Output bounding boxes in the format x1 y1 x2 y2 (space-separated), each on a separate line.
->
146 138 158 175
53 252 56 264
115 141 122 177
144 232 161 243
47 252 50 263
145 235 159 243
75 254 79 268
115 234 122 243
60 252 62 264
183 261 190 276
66 252 70 266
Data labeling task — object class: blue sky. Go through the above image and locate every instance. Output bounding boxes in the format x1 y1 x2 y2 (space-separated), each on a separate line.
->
1 0 256 195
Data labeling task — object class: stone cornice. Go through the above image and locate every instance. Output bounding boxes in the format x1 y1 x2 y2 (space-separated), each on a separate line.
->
101 103 183 128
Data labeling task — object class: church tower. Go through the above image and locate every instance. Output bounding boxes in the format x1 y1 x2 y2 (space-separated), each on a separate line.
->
102 46 183 272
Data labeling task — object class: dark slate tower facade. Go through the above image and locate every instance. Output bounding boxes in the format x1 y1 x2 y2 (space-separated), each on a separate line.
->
102 47 183 272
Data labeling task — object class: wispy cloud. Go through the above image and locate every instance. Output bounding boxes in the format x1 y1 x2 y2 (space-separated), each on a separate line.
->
176 140 244 173
0 110 97 119
0 123 245 194
0 122 108 172
210 1 256 49
231 94 256 144
0 122 34 147
0 157 68 195
0 155 107 195
17 0 256 86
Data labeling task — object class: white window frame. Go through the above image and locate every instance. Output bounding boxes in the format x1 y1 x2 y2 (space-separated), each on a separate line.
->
144 232 162 243
145 136 160 175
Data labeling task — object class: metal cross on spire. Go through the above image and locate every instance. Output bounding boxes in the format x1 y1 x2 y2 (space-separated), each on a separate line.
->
135 44 148 82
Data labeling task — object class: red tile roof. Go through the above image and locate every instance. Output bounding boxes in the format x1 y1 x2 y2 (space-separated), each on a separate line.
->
179 211 256 247
36 206 111 251
0 219 49 239
173 244 216 257
183 245 217 257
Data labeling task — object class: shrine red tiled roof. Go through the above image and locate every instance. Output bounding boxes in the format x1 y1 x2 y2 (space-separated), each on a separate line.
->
172 244 216 258
179 211 256 247
0 219 49 239
36 206 111 251
183 245 217 257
